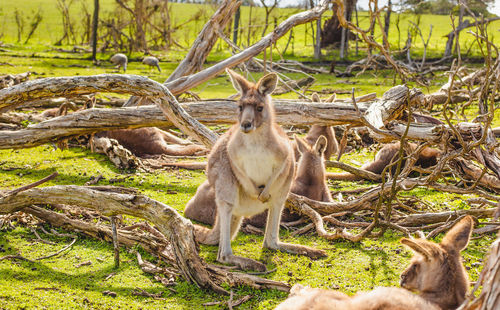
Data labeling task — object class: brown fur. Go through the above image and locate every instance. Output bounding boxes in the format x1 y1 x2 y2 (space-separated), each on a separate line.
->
185 135 333 228
293 94 339 161
275 216 474 310
192 69 325 271
96 127 207 157
327 141 441 181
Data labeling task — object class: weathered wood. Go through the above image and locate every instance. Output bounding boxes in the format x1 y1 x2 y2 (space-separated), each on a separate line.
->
363 86 422 141
0 100 372 149
397 208 496 227
160 0 330 96
23 205 177 265
0 185 289 294
0 74 218 148
166 0 242 82
125 0 243 107
460 235 500 310
0 82 416 150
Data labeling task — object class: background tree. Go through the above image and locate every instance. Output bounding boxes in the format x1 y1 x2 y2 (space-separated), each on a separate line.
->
91 0 99 62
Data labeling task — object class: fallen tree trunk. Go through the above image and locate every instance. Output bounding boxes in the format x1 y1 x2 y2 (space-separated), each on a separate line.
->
0 185 289 294
0 74 218 148
0 82 412 149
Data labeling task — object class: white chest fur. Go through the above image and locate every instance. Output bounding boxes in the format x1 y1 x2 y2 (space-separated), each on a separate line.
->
231 133 278 187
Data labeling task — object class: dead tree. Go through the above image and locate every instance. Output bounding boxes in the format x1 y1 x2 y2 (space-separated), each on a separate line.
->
124 0 329 106
443 16 500 57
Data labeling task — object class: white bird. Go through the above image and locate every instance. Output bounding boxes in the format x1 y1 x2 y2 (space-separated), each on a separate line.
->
142 56 161 72
110 53 128 72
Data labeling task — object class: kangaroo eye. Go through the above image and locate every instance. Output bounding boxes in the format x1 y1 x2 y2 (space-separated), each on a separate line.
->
257 106 264 112
238 106 243 111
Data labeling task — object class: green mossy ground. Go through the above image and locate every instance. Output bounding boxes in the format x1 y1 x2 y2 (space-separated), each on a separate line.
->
1 2 499 309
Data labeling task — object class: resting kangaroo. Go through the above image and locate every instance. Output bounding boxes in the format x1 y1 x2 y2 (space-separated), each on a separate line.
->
96 127 207 157
275 216 474 310
327 141 441 181
185 134 333 228
192 69 326 271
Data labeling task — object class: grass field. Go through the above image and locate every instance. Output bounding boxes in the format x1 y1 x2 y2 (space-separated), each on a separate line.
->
1 0 499 61
0 1 499 309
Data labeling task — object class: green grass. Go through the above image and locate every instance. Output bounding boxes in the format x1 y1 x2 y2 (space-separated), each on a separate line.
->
0 143 496 309
1 1 498 62
0 2 499 309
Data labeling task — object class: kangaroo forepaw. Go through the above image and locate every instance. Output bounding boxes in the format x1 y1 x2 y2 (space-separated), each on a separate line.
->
218 255 267 272
268 242 327 259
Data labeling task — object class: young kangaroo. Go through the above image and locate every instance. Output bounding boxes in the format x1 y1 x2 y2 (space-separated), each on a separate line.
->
192 69 326 271
185 134 333 228
327 141 441 181
292 135 333 202
275 216 474 310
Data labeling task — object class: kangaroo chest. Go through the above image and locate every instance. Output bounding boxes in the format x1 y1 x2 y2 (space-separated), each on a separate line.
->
230 137 280 187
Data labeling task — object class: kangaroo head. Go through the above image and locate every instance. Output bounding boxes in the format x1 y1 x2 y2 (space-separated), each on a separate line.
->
295 135 328 178
400 216 473 309
226 68 278 134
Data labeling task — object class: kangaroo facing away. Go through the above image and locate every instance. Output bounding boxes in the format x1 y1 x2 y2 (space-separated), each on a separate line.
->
185 134 333 228
192 69 326 271
327 141 441 181
275 216 474 310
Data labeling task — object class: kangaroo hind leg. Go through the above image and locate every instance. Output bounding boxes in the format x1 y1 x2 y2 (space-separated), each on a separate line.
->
216 199 266 272
263 196 327 259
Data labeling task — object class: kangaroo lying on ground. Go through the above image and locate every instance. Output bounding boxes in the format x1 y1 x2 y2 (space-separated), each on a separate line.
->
96 127 207 157
191 69 326 271
275 216 474 310
185 134 333 228
327 141 441 181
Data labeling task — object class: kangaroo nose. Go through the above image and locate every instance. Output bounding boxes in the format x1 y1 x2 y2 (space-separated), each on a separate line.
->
241 121 253 132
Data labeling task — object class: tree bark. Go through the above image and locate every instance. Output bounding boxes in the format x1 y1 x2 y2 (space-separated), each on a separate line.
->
0 74 218 148
233 6 240 45
166 0 241 83
384 0 391 38
91 0 99 62
0 78 415 150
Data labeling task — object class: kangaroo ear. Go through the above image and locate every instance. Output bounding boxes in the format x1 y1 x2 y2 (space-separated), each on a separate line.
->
226 68 250 94
441 216 474 252
311 92 321 102
294 134 308 155
256 72 278 96
314 135 328 155
401 238 433 261
325 92 336 103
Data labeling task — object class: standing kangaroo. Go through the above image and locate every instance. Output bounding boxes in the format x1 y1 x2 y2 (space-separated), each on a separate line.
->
193 69 326 271
185 134 333 228
275 216 474 310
